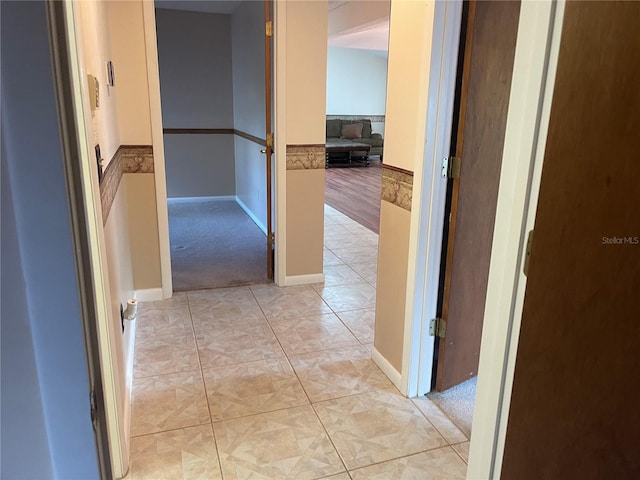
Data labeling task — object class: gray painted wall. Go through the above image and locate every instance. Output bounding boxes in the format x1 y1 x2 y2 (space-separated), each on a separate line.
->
156 8 236 197
1 113 54 480
0 2 100 477
232 1 268 231
164 135 236 197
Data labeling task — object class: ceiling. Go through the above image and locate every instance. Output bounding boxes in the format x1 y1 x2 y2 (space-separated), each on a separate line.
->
328 18 389 51
155 0 389 52
154 1 240 15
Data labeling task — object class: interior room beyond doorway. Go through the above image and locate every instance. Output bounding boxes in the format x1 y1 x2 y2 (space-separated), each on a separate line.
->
155 1 271 290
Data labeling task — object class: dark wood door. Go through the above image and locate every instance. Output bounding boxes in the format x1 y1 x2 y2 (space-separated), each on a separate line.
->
264 0 274 279
501 2 640 478
435 0 520 391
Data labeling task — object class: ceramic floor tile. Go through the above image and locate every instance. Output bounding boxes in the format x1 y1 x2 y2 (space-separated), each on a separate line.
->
316 283 377 312
324 234 375 252
314 389 447 470
325 223 353 238
136 304 193 337
141 292 188 310
195 322 284 369
335 308 375 344
331 248 379 266
319 474 351 480
324 204 341 216
215 405 345 479
452 441 470 464
270 313 360 356
412 397 468 444
289 345 392 402
342 222 378 237
189 295 266 331
331 215 360 227
315 265 365 288
349 447 467 479
134 332 200 379
349 262 378 287
250 284 333 320
126 425 222 480
187 286 255 305
202 357 308 421
324 248 345 267
324 215 339 226
131 371 210 437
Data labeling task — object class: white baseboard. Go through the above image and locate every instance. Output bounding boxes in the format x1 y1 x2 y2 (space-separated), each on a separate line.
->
134 288 164 302
168 195 235 203
123 315 136 457
284 273 325 286
372 346 404 393
235 196 267 234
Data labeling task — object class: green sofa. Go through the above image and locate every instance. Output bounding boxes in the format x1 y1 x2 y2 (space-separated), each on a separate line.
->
326 118 384 159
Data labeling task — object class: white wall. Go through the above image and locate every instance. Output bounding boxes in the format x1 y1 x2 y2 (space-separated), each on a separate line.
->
231 0 267 231
326 47 388 116
155 8 236 198
0 2 100 477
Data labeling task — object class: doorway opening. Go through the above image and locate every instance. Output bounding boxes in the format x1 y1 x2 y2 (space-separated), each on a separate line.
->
426 0 521 439
321 1 390 306
154 0 274 291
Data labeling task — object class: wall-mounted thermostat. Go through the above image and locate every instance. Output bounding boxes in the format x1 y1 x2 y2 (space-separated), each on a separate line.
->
87 74 100 111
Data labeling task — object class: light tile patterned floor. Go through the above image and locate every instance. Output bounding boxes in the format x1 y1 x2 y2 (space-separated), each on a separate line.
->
126 205 468 479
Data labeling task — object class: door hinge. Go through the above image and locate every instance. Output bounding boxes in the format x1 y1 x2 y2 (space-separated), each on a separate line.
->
441 156 461 179
265 21 273 37
266 132 274 148
268 232 275 244
90 389 98 431
523 229 534 277
429 317 447 338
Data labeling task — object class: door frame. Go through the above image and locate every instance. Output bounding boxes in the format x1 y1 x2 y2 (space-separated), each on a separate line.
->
52 1 129 476
142 2 285 291
405 0 565 477
469 3 565 477
142 1 173 298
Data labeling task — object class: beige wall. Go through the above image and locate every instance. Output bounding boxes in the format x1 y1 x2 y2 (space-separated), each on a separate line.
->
285 1 328 145
383 0 433 172
125 174 162 289
75 1 163 468
374 0 435 372
79 0 120 164
286 169 325 276
102 182 135 456
283 1 328 279
375 201 411 370
106 0 162 292
107 0 152 146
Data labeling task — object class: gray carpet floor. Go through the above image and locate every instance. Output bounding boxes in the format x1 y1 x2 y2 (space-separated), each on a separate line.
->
427 376 477 438
168 198 268 291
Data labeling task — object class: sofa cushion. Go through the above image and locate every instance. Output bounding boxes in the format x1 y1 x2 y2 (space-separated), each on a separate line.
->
326 119 342 138
341 122 363 139
344 119 372 138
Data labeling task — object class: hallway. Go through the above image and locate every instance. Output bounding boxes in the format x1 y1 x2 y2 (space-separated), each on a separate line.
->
126 206 468 479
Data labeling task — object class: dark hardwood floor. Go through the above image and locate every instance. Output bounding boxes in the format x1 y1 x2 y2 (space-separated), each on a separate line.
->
324 158 382 233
